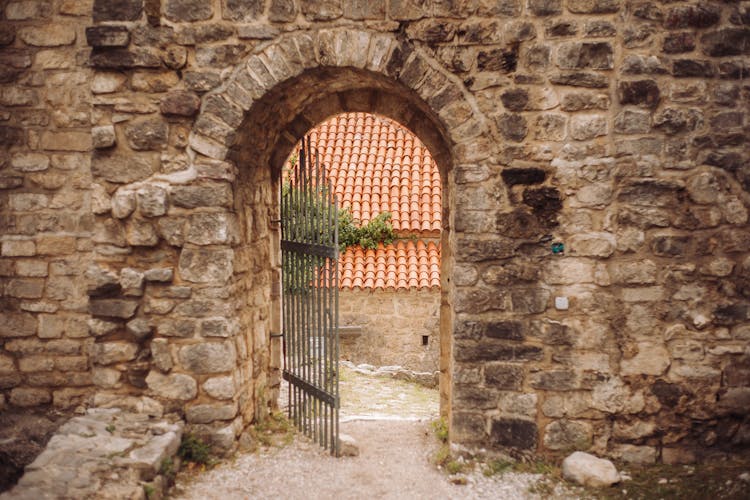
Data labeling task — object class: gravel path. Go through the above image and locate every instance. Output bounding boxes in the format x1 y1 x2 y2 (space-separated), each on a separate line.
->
171 366 576 500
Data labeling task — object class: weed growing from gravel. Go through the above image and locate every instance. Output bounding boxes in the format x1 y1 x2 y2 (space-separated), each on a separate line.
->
431 418 448 443
178 433 215 467
250 412 295 447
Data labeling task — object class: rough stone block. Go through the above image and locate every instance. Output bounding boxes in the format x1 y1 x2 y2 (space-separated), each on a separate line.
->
86 26 130 48
203 375 235 400
179 247 233 283
0 313 37 338
146 371 197 400
186 402 238 423
90 299 139 319
617 80 660 108
484 364 524 390
179 342 236 374
665 4 720 29
91 342 139 365
40 131 92 152
92 125 116 149
2 240 36 257
160 91 201 117
18 25 76 47
93 0 142 21
544 419 593 450
136 185 168 217
490 418 537 449
10 388 51 406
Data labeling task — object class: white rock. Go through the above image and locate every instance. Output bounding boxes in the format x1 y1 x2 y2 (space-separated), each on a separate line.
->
338 433 359 457
562 451 621 487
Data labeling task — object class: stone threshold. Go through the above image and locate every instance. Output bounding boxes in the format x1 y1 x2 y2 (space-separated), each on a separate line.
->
1 408 183 500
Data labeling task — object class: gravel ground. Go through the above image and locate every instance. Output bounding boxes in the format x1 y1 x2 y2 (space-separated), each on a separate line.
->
171 366 577 500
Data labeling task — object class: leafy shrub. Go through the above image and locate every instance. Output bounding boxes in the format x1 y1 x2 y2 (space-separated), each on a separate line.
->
177 433 213 465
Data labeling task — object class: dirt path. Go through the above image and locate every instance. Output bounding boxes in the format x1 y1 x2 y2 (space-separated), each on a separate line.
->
171 366 572 500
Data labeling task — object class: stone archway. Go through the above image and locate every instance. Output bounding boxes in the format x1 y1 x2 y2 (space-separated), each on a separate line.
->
181 27 493 446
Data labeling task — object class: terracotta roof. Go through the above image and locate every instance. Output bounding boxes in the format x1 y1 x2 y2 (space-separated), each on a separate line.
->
339 240 440 291
288 112 442 291
305 112 442 234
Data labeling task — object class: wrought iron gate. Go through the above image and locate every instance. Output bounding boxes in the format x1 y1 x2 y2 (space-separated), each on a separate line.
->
281 137 340 455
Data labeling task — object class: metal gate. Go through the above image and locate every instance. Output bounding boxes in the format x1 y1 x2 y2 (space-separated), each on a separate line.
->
281 136 340 455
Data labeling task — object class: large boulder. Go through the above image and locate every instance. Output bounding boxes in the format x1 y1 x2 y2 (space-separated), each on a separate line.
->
562 451 621 487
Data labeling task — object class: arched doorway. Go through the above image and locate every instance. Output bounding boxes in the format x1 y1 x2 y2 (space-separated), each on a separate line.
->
182 27 491 448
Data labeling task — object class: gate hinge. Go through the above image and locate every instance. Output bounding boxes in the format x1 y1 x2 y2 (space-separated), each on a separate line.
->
270 332 284 338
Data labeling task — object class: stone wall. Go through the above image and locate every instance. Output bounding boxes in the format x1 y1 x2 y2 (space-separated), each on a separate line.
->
339 289 440 373
0 0 748 461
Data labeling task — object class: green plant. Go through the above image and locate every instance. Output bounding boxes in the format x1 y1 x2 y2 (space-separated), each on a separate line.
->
483 459 514 476
177 433 213 466
160 457 176 480
431 418 449 444
338 210 395 251
446 459 465 475
105 424 115 434
434 444 451 467
143 484 155 499
281 179 396 295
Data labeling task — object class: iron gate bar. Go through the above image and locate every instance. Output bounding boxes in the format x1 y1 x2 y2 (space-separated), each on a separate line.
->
281 135 340 456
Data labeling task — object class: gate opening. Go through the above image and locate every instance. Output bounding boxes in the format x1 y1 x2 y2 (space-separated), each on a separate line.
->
279 112 442 430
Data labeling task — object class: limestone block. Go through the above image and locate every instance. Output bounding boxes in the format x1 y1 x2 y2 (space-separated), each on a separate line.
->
10 388 51 406
490 418 538 450
10 154 49 175
125 118 168 151
9 193 48 211
164 46 188 70
179 247 234 283
18 355 54 372
570 113 607 141
6 279 44 299
545 259 595 284
91 342 139 365
498 392 538 417
144 268 174 282
544 419 593 450
145 371 197 400
126 220 159 246
150 338 173 373
0 312 37 338
92 125 116 149
93 0 142 21
38 314 64 339
85 26 130 48
91 72 127 94
88 318 120 337
186 213 238 245
203 375 235 400
179 342 236 374
620 342 670 376
562 452 620 487
612 444 656 464
91 184 111 214
160 91 201 117
90 299 139 319
186 402 238 424
19 25 76 47
41 131 92 152
613 420 655 440
568 232 616 257
1 240 35 257
120 268 144 297
85 264 120 296
612 260 657 285
126 318 152 339
136 185 168 217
